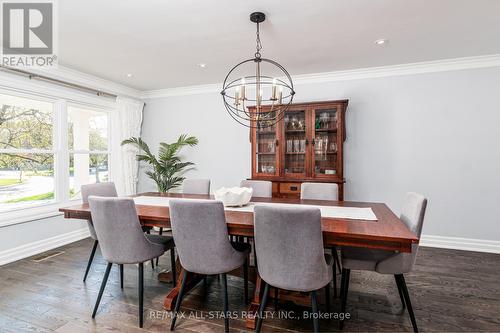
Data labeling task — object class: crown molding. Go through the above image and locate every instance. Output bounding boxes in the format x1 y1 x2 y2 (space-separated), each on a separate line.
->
31 65 142 99
141 54 500 99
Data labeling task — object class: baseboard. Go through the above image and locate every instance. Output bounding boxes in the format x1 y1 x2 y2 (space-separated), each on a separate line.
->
420 234 500 254
0 228 90 266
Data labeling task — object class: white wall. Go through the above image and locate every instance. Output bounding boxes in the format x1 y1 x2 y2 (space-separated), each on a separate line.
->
140 66 500 244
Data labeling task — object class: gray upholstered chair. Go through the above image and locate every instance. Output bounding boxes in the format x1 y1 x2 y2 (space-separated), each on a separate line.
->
301 182 339 201
168 199 250 333
88 196 176 328
182 178 211 195
81 182 117 282
154 178 211 265
240 180 272 198
300 182 341 297
339 192 427 332
254 205 333 333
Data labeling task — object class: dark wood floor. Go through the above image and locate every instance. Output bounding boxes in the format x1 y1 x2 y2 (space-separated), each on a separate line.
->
1 238 499 332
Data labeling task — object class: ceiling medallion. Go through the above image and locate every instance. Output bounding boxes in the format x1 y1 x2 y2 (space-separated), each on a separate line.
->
221 12 295 128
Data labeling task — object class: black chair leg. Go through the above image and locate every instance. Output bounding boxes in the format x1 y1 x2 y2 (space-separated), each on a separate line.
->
170 270 188 331
83 240 98 282
92 262 112 318
311 290 319 333
119 264 124 289
396 274 418 333
394 274 406 310
274 287 279 311
243 258 249 304
156 228 164 266
256 282 270 333
325 283 331 313
332 246 341 271
339 268 350 330
170 249 177 284
333 258 337 298
138 263 144 328
221 273 229 333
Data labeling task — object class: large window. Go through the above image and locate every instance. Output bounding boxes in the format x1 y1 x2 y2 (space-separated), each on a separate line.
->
0 93 110 213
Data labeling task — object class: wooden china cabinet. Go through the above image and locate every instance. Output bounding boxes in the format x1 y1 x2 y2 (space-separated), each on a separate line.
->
249 100 348 200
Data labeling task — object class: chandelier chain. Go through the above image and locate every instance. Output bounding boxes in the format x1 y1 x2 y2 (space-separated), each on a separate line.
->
255 22 262 59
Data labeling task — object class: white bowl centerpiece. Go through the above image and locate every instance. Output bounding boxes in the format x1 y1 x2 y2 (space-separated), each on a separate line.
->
214 187 253 207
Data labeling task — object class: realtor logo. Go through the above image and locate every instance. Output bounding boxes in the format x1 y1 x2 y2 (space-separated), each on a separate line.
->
1 0 57 67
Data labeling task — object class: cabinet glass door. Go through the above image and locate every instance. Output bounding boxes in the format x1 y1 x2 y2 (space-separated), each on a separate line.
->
313 108 338 177
255 112 278 175
283 110 307 176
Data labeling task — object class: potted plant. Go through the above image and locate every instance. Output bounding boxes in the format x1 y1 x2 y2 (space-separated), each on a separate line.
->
122 134 198 193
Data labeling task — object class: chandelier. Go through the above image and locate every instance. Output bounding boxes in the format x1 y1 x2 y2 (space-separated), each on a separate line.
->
221 12 295 128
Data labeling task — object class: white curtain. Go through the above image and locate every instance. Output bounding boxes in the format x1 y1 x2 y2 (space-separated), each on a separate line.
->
111 96 144 195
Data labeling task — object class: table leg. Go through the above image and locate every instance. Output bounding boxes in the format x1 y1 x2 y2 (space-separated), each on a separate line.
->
163 266 204 311
245 273 264 329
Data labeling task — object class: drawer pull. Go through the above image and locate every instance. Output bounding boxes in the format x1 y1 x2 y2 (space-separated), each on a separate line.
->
290 186 298 191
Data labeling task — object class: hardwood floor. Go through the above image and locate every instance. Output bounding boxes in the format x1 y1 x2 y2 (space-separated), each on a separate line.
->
0 238 499 332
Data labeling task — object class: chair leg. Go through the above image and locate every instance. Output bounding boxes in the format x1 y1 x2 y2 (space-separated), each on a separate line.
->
83 240 98 282
150 259 155 269
396 274 418 333
325 283 331 313
332 246 341 271
138 263 144 328
339 268 350 330
274 287 278 311
92 262 112 318
119 264 124 289
156 228 164 266
170 248 177 284
333 258 337 298
221 273 229 333
243 258 249 304
311 290 319 333
170 270 188 331
394 274 406 310
256 282 270 333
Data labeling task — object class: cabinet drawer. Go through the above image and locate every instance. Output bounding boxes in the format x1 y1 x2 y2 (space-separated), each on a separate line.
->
280 182 301 194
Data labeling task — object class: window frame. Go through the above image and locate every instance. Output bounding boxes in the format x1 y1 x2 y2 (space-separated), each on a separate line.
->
0 90 113 227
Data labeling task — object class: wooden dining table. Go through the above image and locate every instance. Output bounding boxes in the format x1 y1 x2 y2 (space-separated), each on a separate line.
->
60 192 419 329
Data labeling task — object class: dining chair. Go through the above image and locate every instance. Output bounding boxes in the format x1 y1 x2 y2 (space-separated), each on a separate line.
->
240 180 272 198
168 199 250 333
300 182 341 297
88 196 175 328
339 192 427 332
81 182 117 282
182 178 211 195
253 205 333 333
154 178 211 266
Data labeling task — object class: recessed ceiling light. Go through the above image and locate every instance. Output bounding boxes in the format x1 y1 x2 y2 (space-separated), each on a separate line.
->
374 39 388 46
126 73 133 78
197 63 207 68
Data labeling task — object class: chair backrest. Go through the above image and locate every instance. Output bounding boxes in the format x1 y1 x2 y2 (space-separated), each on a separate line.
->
240 180 272 198
88 196 163 264
376 192 427 274
81 182 118 240
81 182 117 204
254 205 331 292
182 179 211 195
300 182 339 201
169 199 241 274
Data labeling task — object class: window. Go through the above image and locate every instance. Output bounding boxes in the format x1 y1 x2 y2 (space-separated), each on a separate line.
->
0 93 110 213
0 94 55 212
68 106 110 199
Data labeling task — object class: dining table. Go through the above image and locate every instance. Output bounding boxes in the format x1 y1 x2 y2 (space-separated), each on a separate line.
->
59 192 419 329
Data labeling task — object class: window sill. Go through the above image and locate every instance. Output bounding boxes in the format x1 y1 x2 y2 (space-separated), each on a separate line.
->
0 202 76 228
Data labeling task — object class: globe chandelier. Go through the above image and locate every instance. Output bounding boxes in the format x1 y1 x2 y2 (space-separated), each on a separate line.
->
221 12 295 128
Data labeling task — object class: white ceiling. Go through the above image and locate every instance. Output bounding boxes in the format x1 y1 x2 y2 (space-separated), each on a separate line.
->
58 0 500 91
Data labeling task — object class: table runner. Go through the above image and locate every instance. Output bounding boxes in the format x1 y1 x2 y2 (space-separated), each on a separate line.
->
133 196 377 221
